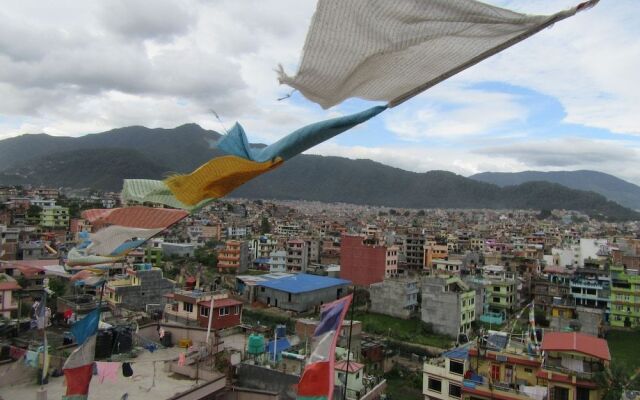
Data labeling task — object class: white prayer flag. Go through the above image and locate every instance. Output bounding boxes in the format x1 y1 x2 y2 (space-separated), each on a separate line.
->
279 0 598 109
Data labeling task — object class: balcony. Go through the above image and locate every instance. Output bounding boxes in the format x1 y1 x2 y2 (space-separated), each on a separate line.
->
462 377 540 400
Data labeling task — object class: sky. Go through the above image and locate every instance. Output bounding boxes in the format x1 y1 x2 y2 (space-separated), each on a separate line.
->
1 0 639 184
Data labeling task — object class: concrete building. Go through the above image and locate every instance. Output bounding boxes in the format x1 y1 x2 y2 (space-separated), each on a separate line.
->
144 246 163 268
569 278 609 309
226 226 250 239
485 278 517 315
431 259 463 275
104 265 175 311
423 347 468 400
269 250 287 273
404 231 425 269
162 242 196 258
39 205 69 229
251 235 278 259
0 273 20 318
424 243 448 270
164 289 235 327
369 278 419 319
335 360 365 400
340 235 398 286
286 239 308 272
217 240 250 273
422 276 476 338
255 274 351 313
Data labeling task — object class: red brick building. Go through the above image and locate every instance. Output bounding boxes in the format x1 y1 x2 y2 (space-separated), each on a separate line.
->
197 297 243 330
340 235 398 286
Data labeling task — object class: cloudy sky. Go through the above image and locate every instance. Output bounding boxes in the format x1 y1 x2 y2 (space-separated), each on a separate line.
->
1 0 639 184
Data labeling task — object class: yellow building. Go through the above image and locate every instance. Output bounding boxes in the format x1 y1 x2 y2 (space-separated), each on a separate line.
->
39 205 69 229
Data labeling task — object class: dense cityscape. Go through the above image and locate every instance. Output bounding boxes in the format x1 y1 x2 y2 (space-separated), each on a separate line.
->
0 185 638 399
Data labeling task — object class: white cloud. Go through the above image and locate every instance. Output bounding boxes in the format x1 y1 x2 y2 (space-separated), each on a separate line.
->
383 83 528 141
455 1 640 135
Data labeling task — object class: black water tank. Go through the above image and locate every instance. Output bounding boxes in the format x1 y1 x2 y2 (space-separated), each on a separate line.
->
95 329 113 359
161 331 172 347
113 326 133 354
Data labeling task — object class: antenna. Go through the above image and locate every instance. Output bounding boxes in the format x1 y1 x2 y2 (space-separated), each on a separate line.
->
209 109 229 134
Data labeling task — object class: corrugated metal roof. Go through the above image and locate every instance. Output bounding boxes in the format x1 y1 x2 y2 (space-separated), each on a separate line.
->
256 273 351 294
541 331 610 361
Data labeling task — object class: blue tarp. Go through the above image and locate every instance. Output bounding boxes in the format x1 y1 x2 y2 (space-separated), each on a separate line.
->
266 338 291 355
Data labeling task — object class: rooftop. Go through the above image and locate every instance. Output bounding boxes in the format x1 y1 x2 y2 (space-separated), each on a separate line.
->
335 360 364 373
256 273 351 294
541 332 610 361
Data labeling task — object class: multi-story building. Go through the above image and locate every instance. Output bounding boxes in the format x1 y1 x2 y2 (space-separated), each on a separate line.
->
448 331 610 400
217 240 250 273
369 278 419 319
269 249 287 273
286 239 308 272
226 226 250 240
104 265 175 311
485 278 518 315
424 244 449 270
538 332 610 400
404 231 425 269
143 246 164 268
340 235 398 286
0 273 20 318
39 205 69 229
422 276 476 338
533 272 572 311
609 265 640 328
423 346 469 400
569 278 609 309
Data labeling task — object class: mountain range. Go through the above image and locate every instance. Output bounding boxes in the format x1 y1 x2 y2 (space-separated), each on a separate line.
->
0 124 638 221
471 171 640 211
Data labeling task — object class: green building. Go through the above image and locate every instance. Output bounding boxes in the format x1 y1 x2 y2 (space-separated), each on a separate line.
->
144 247 164 268
610 265 640 328
487 279 517 314
39 206 69 229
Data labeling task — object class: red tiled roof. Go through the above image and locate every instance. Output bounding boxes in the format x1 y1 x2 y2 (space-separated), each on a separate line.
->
541 332 610 361
0 281 21 291
335 360 364 373
198 298 243 308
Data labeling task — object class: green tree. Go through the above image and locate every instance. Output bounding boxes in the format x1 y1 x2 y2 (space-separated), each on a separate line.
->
260 217 271 234
195 247 218 268
47 277 67 298
595 362 640 400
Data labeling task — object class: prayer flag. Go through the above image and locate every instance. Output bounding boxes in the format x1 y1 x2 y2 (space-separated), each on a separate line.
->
279 0 599 108
297 294 352 400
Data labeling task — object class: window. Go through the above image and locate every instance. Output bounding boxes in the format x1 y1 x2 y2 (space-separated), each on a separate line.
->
493 297 500 303
234 305 240 314
288 293 292 302
524 368 533 374
261 287 265 292
490 364 500 381
219 307 230 316
577 388 590 400
183 302 193 312
200 306 209 317
449 360 464 375
553 387 570 400
428 378 442 393
449 384 461 398
493 287 500 292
